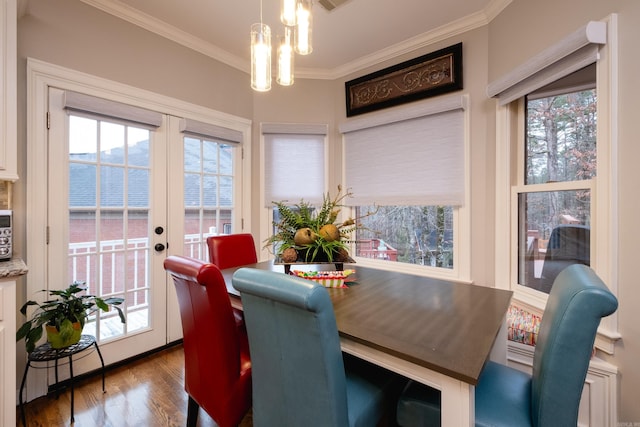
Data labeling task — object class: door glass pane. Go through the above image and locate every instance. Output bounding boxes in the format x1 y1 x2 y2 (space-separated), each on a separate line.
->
128 128 150 167
128 169 149 207
100 166 124 206
184 137 201 171
220 176 233 207
203 175 218 206
100 122 125 164
183 136 236 260
220 144 233 175
184 173 201 207
203 140 218 173
68 113 153 342
69 116 97 162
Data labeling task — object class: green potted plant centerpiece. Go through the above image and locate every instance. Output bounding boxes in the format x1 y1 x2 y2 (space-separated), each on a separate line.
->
17 281 126 352
265 186 376 264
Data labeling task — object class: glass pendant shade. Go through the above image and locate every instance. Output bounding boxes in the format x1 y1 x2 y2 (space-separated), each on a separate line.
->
277 27 295 86
251 23 272 92
295 0 312 55
281 0 297 26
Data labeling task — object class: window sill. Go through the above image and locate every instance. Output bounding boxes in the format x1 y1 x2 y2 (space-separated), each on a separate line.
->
352 256 471 284
511 287 621 355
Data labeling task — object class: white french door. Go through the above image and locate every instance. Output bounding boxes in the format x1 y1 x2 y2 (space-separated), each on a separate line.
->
26 60 251 400
47 87 169 368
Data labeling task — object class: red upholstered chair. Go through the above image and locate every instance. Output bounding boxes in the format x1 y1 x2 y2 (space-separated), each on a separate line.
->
164 255 252 427
206 233 258 270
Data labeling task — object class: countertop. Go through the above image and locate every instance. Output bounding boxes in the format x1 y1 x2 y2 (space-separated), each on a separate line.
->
0 258 28 278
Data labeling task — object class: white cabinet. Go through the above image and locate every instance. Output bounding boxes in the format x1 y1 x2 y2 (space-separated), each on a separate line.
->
0 278 16 427
0 0 17 181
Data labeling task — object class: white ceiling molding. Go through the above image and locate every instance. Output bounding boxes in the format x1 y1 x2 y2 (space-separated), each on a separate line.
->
79 0 249 72
80 0 511 81
317 10 492 80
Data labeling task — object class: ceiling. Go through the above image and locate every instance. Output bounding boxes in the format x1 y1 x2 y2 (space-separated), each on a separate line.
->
79 0 511 80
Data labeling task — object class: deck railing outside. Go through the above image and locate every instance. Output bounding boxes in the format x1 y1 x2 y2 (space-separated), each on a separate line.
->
68 234 209 340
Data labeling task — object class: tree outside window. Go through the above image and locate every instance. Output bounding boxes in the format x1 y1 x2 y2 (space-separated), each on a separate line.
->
355 205 453 269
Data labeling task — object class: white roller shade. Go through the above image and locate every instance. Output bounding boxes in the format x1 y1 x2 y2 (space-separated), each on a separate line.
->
179 118 243 144
341 96 465 206
263 124 327 206
63 91 163 128
488 21 606 105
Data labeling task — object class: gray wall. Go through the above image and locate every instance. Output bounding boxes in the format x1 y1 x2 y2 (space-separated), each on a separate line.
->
15 0 640 422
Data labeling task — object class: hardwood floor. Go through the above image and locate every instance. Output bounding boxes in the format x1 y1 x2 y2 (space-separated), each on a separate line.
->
18 344 253 427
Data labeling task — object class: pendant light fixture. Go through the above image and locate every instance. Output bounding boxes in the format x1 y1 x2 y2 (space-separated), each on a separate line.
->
252 0 314 90
277 26 295 86
281 0 297 26
295 0 313 55
250 0 272 92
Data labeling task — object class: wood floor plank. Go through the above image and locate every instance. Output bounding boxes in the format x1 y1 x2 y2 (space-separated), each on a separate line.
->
18 344 253 427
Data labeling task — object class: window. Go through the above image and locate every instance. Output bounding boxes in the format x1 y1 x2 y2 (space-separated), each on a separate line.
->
340 94 469 279
492 17 618 351
517 71 596 294
180 119 243 260
261 124 327 257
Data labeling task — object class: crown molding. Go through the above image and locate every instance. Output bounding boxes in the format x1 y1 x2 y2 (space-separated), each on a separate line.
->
315 9 492 80
81 0 511 81
79 0 249 72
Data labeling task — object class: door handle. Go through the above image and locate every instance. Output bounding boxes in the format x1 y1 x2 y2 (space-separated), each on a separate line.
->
154 243 166 252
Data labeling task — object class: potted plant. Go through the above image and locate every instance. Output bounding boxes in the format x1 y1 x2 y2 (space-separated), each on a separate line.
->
265 186 376 263
17 281 126 352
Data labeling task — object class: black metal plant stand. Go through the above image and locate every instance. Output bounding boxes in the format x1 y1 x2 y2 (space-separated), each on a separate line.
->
19 334 105 426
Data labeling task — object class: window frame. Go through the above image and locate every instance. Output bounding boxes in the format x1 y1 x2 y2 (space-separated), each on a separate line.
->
494 15 620 353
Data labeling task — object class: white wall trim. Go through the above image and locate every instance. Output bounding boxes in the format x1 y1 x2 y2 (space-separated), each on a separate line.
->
0 0 17 181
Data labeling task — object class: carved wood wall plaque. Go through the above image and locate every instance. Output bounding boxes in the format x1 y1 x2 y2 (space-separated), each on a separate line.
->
345 42 463 117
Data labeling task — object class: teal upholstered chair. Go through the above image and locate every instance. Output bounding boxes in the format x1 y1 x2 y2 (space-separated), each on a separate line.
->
396 264 618 427
232 267 404 427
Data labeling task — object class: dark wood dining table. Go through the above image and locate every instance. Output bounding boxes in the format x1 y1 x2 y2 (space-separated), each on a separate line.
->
221 260 513 426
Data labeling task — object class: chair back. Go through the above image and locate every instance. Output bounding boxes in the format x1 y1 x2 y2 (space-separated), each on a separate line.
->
206 233 258 270
164 255 251 427
531 264 617 426
539 225 590 292
232 268 350 427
